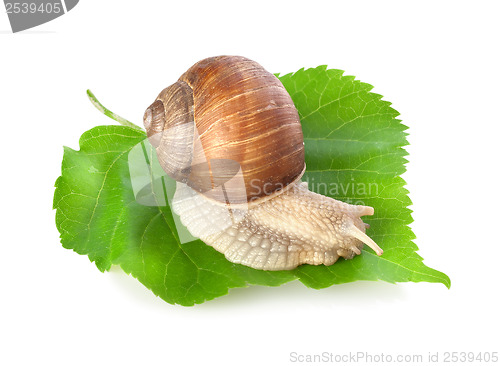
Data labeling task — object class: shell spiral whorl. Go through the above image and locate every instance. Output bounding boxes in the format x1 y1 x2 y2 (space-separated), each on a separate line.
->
144 55 304 205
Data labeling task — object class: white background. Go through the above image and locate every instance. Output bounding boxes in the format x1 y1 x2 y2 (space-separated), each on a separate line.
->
1 1 499 365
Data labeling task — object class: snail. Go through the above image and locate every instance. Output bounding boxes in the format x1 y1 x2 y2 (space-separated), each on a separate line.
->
143 55 383 271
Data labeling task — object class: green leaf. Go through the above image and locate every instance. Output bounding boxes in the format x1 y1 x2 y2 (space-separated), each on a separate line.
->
54 126 295 306
53 67 450 306
278 67 450 289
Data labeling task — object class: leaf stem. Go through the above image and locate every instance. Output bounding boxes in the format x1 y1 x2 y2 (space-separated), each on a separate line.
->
87 89 144 131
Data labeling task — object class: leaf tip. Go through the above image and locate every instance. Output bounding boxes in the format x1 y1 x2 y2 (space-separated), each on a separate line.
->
442 274 452 289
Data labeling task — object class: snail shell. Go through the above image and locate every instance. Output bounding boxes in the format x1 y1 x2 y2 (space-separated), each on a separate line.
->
144 56 382 270
144 55 304 205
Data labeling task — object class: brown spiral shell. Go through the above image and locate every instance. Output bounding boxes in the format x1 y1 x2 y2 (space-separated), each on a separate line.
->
143 56 305 204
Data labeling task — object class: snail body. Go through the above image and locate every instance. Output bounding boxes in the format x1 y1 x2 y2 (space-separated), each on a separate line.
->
143 56 382 270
